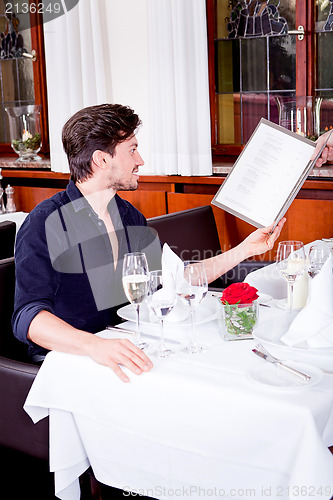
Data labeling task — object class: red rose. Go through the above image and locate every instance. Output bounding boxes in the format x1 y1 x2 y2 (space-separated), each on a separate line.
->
221 282 259 305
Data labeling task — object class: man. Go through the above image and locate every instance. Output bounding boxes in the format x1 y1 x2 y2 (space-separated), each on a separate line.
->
13 103 285 383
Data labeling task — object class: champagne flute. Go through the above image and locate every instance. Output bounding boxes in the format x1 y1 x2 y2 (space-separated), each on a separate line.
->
308 244 332 278
176 260 208 354
122 252 149 349
276 241 306 312
146 270 177 358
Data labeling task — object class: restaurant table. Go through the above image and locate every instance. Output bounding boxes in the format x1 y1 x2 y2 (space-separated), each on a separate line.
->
24 279 333 500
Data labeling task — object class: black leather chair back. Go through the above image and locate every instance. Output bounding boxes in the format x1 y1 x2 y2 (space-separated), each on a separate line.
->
147 206 272 288
148 206 221 261
0 220 16 260
0 358 49 459
0 257 49 460
0 257 28 360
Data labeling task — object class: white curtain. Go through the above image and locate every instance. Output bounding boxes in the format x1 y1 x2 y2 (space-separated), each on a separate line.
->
43 0 112 173
147 0 212 176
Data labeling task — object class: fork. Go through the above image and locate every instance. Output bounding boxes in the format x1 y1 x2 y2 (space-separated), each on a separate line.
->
254 343 311 381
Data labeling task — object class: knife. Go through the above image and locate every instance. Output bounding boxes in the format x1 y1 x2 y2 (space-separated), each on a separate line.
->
106 325 181 345
252 349 311 381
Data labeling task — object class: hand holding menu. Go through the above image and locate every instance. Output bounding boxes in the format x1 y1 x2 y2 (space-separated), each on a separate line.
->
212 118 332 228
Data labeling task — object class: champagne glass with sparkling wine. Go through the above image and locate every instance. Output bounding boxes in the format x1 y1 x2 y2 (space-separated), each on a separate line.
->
276 241 306 312
122 252 149 349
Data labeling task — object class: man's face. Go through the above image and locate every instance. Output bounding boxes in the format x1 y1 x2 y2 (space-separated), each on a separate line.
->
105 135 144 192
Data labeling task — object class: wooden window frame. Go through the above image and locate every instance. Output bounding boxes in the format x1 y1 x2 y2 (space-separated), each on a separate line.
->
0 0 49 155
206 0 315 160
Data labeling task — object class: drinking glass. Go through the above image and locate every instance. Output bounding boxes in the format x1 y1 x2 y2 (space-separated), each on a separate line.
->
146 270 177 358
276 241 306 312
176 260 208 354
122 252 149 349
308 244 332 278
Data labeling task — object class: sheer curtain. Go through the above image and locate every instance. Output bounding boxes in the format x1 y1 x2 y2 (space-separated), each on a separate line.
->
147 0 212 176
43 0 112 173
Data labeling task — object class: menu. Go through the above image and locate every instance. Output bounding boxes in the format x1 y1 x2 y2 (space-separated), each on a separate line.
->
212 118 332 228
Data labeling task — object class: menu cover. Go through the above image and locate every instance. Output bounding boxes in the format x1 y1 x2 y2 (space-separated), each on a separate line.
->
212 118 332 228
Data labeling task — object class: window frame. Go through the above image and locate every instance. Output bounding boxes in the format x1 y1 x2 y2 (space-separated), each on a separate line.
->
0 0 49 155
206 0 316 160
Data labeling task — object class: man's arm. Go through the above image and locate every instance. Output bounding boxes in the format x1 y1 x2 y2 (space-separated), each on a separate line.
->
202 218 285 284
14 206 153 383
28 311 152 383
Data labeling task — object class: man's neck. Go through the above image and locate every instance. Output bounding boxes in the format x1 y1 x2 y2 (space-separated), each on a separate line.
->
76 179 116 219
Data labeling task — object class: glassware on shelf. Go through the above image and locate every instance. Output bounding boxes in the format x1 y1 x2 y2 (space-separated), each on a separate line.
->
122 252 150 350
275 96 322 140
276 241 307 313
176 260 208 354
146 270 177 358
5 185 16 213
5 105 42 162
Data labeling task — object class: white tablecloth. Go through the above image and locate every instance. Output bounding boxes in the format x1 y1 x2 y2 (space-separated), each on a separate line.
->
24 296 333 500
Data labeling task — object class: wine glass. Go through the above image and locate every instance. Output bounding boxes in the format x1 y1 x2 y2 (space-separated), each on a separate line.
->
276 241 306 312
308 244 332 278
122 252 149 349
176 260 208 354
146 270 177 358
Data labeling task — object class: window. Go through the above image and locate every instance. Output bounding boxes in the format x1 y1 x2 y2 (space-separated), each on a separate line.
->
207 0 333 158
0 0 48 154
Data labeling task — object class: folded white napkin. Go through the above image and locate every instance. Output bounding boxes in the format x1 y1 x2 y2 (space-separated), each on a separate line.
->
159 243 190 322
280 253 333 348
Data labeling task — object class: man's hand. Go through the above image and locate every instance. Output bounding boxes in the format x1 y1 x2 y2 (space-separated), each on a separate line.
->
239 218 286 258
311 130 333 168
90 337 153 383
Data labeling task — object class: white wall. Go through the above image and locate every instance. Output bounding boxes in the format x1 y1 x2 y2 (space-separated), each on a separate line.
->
104 0 152 173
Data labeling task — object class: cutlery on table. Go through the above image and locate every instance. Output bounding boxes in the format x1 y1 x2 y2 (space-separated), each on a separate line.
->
106 325 181 345
252 343 311 381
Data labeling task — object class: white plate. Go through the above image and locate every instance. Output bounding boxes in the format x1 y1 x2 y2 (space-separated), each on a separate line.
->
253 329 333 353
257 293 273 305
249 361 323 390
117 293 218 326
253 329 333 372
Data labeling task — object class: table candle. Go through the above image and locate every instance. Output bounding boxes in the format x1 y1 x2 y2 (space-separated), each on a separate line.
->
287 261 308 309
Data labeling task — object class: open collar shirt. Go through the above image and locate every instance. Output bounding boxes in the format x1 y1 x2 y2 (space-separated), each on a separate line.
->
13 180 161 358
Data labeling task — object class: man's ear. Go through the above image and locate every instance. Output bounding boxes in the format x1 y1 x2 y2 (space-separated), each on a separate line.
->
92 150 108 169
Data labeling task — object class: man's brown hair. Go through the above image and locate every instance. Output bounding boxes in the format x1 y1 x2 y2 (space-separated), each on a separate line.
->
62 103 142 182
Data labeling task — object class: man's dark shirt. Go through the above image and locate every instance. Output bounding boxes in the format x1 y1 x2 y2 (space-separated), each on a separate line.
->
12 180 161 358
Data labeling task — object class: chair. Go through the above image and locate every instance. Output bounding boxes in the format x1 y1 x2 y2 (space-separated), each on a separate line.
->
0 220 16 260
147 206 272 288
0 257 49 459
0 258 99 499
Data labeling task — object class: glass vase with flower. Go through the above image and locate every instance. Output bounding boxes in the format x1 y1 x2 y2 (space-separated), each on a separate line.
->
217 282 259 341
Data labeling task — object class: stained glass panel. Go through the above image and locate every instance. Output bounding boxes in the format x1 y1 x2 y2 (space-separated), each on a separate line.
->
316 0 333 31
242 93 268 143
317 32 333 90
215 39 240 93
269 35 296 91
217 94 241 144
241 38 267 92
